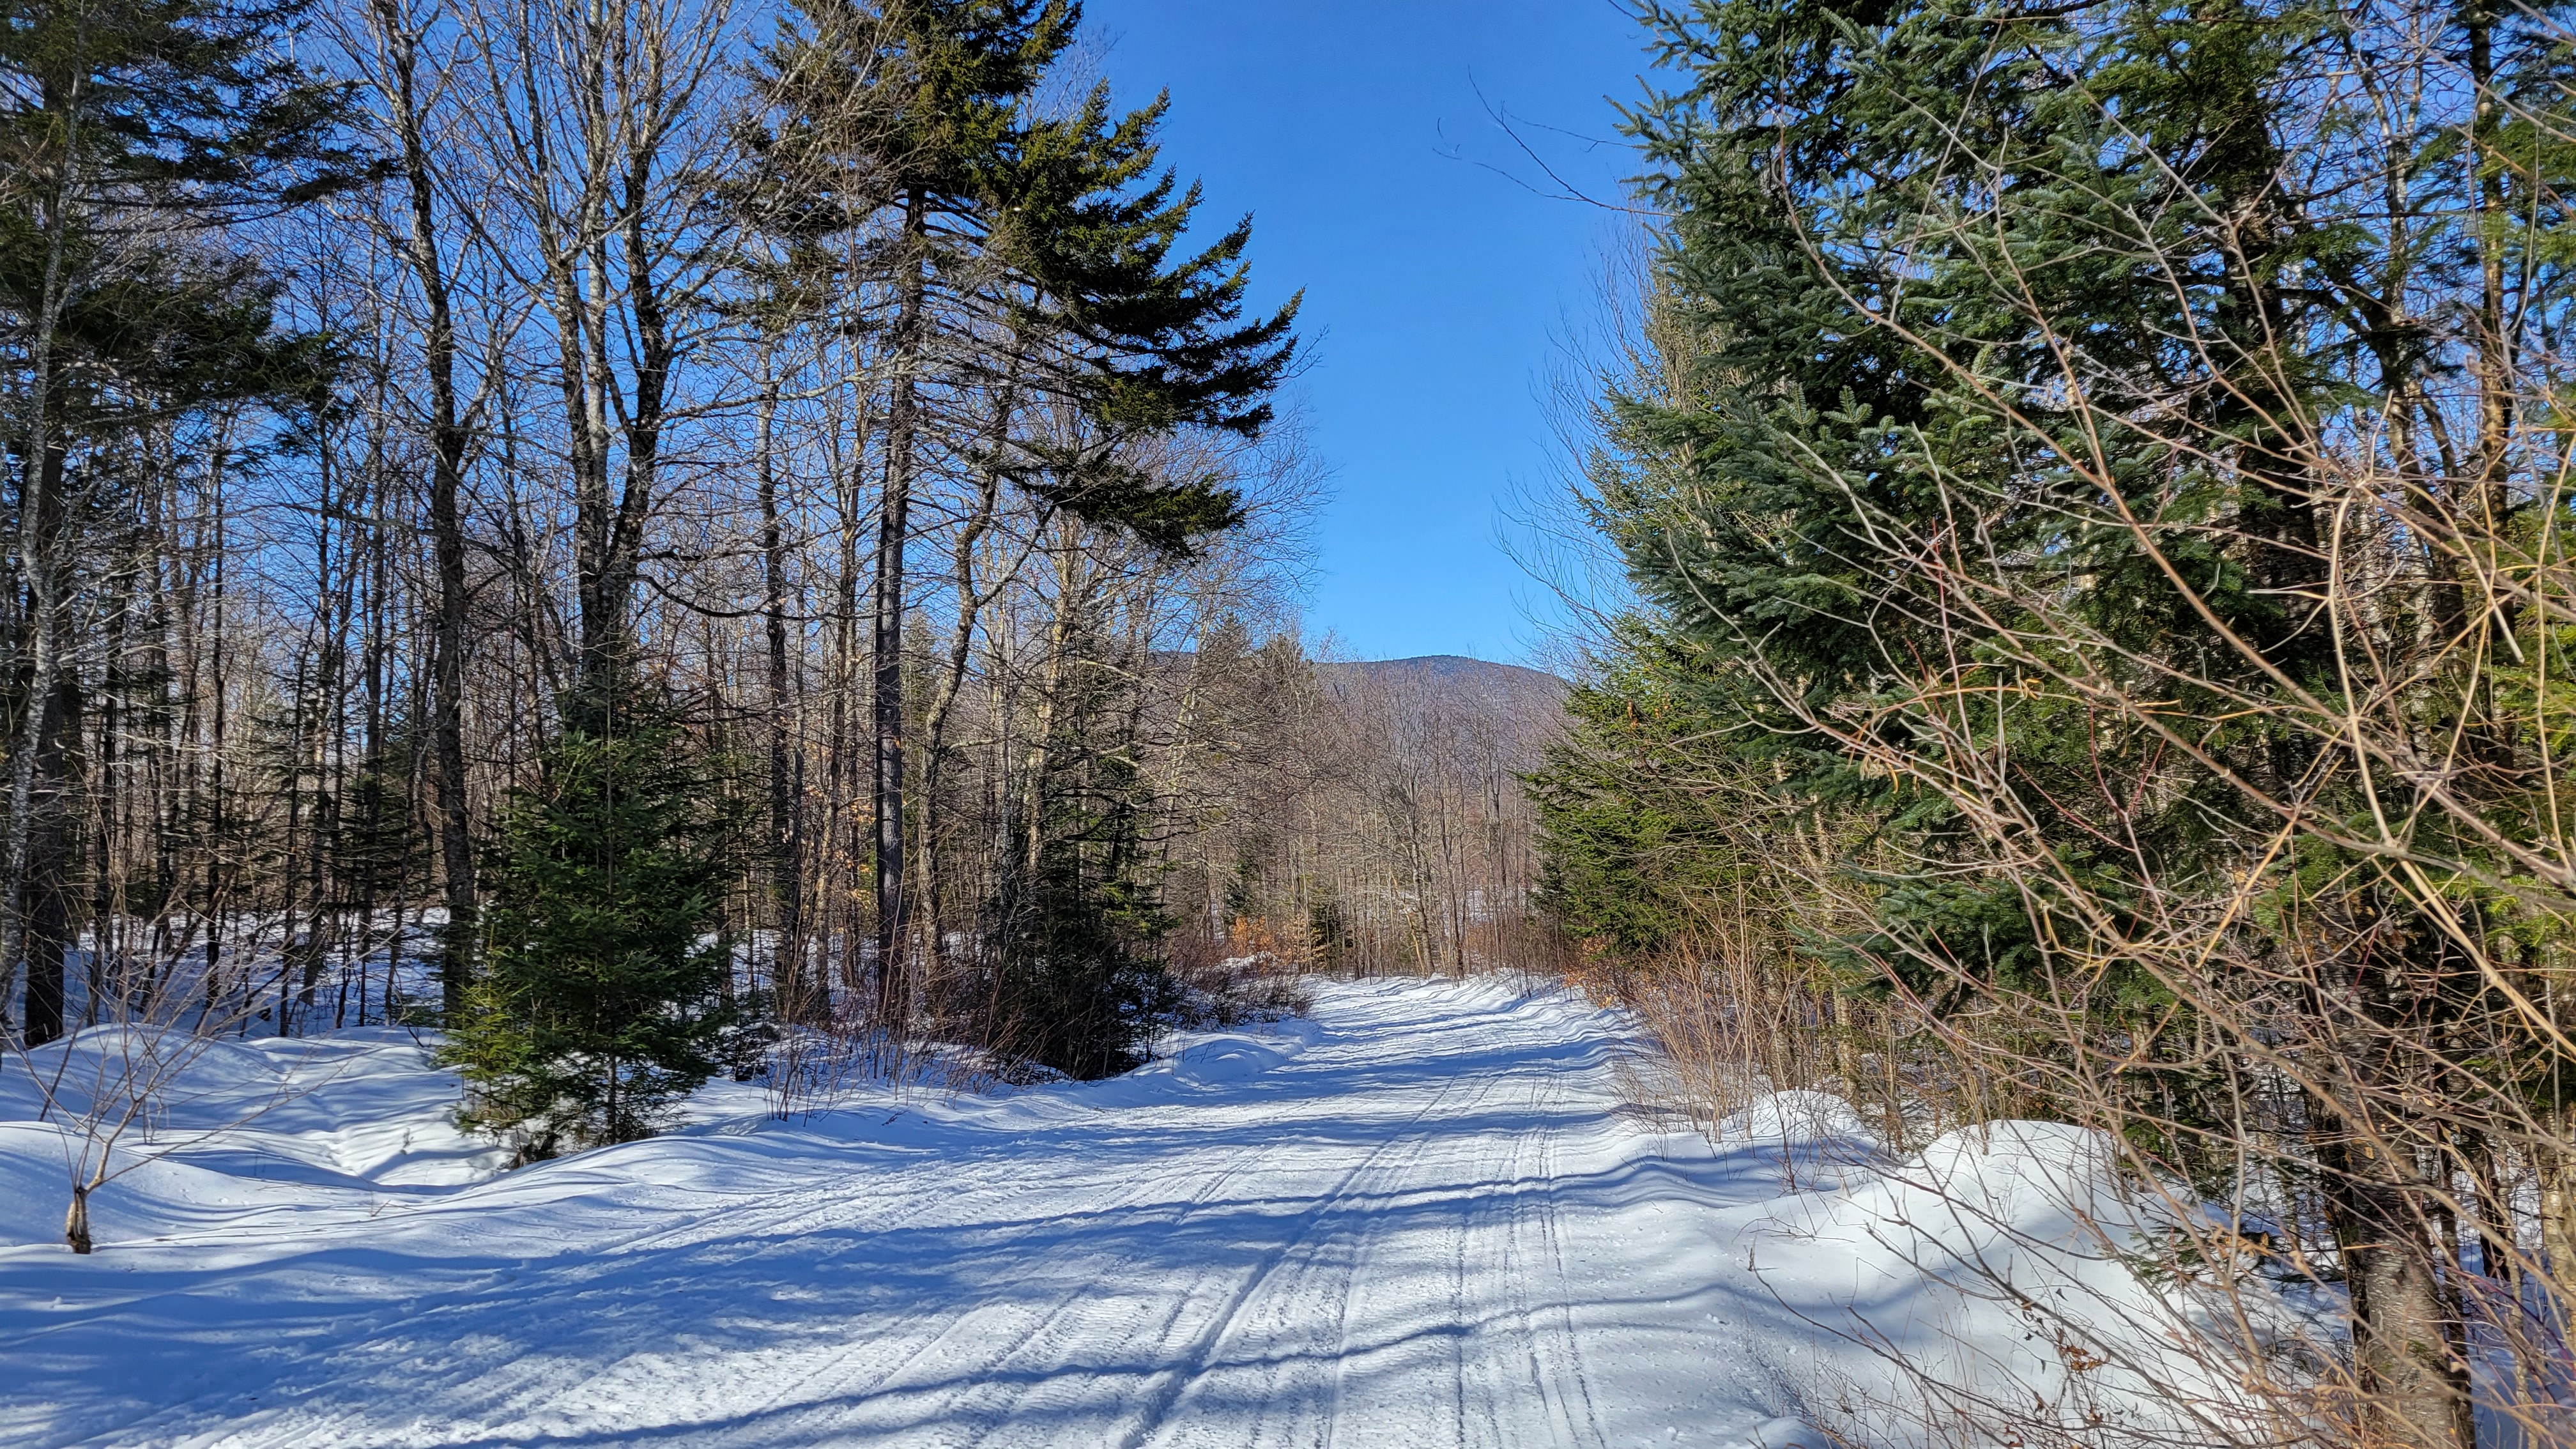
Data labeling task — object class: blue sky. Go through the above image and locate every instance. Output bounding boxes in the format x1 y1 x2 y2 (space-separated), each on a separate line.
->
1085 1 1657 665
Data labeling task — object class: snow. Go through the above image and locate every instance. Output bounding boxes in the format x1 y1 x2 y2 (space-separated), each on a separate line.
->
0 1027 504 1249
0 978 2266 1448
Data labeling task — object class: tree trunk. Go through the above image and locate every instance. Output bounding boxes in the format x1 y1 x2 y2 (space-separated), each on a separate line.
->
590 148 673 686
756 360 808 1020
370 0 480 1020
2 72 84 1045
2541 1124 2576 1331
22 657 73 1047
914 377 1024 983
2324 1152 2476 1448
2312 957 2477 1449
829 387 866 1005
19 443 77 1048
872 185 927 1026
1018 532 1084 884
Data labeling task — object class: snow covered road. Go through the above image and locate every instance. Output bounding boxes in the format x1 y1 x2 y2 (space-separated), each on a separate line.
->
3 980 1860 1448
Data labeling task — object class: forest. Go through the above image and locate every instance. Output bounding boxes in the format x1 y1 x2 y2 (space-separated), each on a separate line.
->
0 0 1561 1147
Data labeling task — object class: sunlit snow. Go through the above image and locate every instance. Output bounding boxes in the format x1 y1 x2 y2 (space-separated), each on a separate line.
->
0 979 2255 1448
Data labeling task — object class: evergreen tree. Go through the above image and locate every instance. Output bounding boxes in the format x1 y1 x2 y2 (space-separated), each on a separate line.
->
441 683 737 1156
744 0 1299 1022
1 0 366 1045
1531 622 1768 960
988 586 1183 1078
1001 744 1179 1079
1543 0 2576 1440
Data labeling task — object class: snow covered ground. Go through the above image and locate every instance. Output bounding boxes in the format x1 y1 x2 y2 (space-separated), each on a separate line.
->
0 979 2253 1448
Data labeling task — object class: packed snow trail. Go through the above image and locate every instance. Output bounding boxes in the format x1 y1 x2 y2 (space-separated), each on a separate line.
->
0 980 2064 1448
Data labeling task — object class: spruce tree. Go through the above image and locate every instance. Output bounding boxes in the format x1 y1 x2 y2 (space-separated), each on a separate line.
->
441 682 736 1155
1004 692 1181 1079
1542 1 2576 1441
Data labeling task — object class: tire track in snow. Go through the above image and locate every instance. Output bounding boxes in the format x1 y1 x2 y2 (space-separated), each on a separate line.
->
659 1022 1380 1445
507 1096 1303 1445
917 1013 1502 1448
671 1152 1193 1445
106 1124 1150 1449
1503 1063 1607 1449
35 981 1676 1449
1128 986 1590 1449
1121 1037 1522 1449
878 1129 1292 1446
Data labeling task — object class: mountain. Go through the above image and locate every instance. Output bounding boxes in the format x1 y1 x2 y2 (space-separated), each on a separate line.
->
1326 655 1567 698
1318 656 1569 756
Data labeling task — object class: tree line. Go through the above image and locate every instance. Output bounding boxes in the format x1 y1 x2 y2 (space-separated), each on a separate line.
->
2 0 1570 1172
0 0 1315 1145
1536 0 2576 1443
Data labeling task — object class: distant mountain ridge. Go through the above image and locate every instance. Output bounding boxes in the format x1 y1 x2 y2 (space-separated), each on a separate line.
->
1319 657 1570 751
1324 655 1567 695
1146 650 1568 719
1339 652 1556 686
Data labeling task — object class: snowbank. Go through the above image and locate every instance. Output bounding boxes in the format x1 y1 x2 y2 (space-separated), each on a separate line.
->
0 1029 500 1251
1749 1117 2309 1447
0 979 2298 1449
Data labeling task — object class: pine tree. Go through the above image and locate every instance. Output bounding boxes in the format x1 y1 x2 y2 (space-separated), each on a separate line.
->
744 0 1299 1025
441 682 737 1156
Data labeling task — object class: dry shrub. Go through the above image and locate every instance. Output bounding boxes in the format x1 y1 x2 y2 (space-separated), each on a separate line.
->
1165 916 1316 1027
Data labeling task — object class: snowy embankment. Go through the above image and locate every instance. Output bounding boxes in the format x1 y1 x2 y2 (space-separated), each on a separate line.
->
0 980 2262 1448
